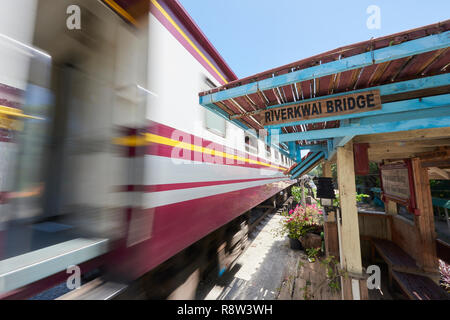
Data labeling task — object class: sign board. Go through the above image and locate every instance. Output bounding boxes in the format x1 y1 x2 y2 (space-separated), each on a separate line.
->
261 90 382 126
380 160 419 215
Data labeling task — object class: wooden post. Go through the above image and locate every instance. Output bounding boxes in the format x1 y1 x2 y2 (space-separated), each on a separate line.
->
337 140 366 299
322 161 339 258
411 158 439 276
386 201 398 215
302 182 306 208
385 201 397 241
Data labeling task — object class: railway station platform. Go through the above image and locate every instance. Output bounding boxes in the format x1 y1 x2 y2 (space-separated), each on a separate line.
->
1 1 450 301
198 21 450 300
199 208 292 300
198 208 342 301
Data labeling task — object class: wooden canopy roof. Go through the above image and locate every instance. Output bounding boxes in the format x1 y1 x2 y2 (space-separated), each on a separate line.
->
199 20 450 178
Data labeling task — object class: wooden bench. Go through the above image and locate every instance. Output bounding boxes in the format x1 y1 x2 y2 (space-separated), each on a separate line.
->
392 271 449 300
370 238 449 300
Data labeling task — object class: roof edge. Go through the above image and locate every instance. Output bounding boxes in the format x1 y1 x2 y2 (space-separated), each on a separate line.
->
165 0 238 82
201 19 450 95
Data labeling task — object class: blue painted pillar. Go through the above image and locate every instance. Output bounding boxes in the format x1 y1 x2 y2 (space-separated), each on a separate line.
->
288 142 296 157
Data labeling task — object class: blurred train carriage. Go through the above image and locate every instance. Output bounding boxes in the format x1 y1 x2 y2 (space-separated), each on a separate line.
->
0 0 295 299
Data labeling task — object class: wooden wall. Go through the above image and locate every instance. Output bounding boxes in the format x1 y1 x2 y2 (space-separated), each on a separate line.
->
358 212 389 259
391 215 420 263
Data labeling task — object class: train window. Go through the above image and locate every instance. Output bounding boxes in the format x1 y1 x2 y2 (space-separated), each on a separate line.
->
245 134 258 155
203 77 226 138
275 150 280 162
206 110 226 138
266 145 271 159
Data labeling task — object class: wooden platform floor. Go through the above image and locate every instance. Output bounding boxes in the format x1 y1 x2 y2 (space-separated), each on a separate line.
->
277 250 342 300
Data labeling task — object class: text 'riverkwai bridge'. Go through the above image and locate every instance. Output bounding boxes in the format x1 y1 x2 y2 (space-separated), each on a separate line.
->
199 21 450 299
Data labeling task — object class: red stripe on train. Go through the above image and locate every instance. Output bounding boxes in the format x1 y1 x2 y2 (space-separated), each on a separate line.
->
118 176 287 192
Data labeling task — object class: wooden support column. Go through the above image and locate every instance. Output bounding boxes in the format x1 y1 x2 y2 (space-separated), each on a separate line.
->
323 161 339 259
386 201 398 215
385 201 397 241
337 140 366 300
411 158 439 276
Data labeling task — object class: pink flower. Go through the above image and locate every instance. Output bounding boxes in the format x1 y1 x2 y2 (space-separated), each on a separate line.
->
305 217 309 221
289 209 294 215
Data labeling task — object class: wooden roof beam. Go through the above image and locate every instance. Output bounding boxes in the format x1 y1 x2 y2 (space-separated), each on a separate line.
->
354 127 450 144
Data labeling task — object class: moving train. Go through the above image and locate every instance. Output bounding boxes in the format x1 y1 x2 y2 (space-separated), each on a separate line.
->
0 0 295 299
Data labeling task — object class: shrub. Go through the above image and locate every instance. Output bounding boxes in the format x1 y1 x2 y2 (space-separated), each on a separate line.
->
356 193 370 203
439 259 450 292
291 186 303 203
281 203 324 239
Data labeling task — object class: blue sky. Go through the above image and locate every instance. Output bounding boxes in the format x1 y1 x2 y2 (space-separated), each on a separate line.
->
179 0 450 79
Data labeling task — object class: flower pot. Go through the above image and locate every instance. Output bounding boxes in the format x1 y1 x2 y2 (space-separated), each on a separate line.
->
289 237 303 250
299 232 322 250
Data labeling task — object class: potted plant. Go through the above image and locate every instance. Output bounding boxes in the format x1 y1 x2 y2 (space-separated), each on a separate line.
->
281 203 324 250
296 204 324 250
281 205 305 250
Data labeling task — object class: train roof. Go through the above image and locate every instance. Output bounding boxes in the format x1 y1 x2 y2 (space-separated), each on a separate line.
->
102 0 237 84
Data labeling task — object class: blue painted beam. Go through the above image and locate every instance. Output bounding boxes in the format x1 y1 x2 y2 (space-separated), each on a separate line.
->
200 32 450 105
297 145 327 152
291 151 317 175
286 141 298 162
291 151 323 176
334 136 355 148
280 115 450 143
291 154 317 177
326 136 355 160
293 159 322 179
265 73 450 129
292 152 325 179
279 94 450 142
326 140 334 160
357 105 450 126
288 141 296 155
